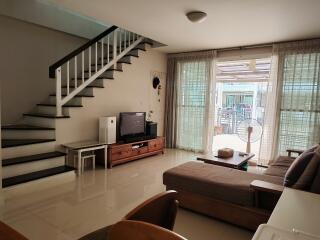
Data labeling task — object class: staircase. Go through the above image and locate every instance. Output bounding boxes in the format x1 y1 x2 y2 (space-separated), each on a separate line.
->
1 25 152 190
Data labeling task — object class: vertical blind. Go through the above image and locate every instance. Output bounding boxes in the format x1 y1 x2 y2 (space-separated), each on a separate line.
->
277 52 320 154
176 60 211 152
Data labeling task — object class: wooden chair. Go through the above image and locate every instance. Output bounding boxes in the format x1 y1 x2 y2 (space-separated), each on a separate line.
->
124 190 178 230
107 220 187 240
79 190 179 240
0 221 28 240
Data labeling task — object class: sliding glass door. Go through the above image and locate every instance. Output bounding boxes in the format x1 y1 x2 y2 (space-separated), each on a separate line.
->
212 58 271 158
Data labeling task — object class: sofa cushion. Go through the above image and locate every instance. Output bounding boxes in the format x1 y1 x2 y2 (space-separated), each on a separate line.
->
163 161 283 207
294 146 320 190
264 156 295 178
283 146 318 187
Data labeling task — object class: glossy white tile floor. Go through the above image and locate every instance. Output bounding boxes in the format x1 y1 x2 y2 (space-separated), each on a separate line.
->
0 149 253 240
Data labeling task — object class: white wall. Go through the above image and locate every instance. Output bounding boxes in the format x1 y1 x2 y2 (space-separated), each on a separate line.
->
0 15 87 124
55 48 167 144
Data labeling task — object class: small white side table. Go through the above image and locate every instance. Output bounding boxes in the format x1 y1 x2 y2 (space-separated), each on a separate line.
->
62 140 107 175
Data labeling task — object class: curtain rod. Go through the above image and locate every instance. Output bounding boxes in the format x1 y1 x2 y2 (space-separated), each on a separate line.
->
168 36 320 55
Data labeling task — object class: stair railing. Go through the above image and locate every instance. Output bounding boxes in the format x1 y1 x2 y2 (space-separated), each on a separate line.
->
49 25 144 116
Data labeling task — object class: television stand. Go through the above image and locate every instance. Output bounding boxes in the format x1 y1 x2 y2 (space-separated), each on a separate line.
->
107 136 165 168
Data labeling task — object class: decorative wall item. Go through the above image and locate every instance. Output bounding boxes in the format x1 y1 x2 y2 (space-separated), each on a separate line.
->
150 71 166 102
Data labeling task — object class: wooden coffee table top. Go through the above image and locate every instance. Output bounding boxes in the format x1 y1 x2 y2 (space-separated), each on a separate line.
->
197 151 255 169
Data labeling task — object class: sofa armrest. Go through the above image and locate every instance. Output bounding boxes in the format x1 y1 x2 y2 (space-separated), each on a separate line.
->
250 180 284 195
286 148 304 157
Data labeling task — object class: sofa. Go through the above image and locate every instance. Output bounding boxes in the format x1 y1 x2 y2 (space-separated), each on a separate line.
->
163 145 320 230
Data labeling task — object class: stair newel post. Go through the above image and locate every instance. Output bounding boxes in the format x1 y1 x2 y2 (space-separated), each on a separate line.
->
56 67 63 117
113 30 117 68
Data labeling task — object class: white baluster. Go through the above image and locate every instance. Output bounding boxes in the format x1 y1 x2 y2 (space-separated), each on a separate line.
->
95 42 98 72
113 30 117 64
82 52 84 84
128 32 131 45
119 29 122 53
101 38 104 67
74 56 77 88
124 30 127 49
107 35 110 63
67 61 70 95
56 67 62 116
89 47 91 77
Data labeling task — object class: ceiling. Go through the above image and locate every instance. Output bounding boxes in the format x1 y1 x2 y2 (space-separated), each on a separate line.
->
41 0 320 52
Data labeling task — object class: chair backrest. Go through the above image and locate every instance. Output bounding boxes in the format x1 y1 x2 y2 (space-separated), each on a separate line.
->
108 220 187 240
0 221 28 240
123 190 179 230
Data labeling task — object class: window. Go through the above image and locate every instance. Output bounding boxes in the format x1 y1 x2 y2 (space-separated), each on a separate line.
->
176 60 211 151
278 53 320 154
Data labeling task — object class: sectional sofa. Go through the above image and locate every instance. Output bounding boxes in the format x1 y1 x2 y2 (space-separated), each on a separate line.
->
163 146 320 230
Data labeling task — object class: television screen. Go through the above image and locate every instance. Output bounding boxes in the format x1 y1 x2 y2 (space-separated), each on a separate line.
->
120 112 146 138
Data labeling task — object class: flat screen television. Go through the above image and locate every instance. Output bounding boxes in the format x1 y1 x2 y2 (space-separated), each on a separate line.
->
119 112 146 142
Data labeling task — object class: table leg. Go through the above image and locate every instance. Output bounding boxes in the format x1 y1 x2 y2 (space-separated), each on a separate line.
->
78 150 82 175
104 146 107 169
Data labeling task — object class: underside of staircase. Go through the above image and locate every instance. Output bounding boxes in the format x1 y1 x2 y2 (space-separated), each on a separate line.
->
1 26 153 190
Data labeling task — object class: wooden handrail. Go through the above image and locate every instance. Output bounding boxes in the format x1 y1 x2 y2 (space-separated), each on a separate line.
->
49 25 118 78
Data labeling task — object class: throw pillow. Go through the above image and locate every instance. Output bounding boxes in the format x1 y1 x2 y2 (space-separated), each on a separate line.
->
292 149 320 190
283 151 315 187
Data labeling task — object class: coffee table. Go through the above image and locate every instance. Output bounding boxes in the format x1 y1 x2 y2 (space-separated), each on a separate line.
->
197 151 255 171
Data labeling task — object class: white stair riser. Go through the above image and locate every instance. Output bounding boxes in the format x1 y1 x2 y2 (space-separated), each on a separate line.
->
22 116 56 128
3 156 65 178
2 141 56 159
3 171 75 198
2 130 55 139
34 106 69 116
46 96 82 105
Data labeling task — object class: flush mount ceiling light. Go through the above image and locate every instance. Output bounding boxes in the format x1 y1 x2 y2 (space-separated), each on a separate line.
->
186 11 207 23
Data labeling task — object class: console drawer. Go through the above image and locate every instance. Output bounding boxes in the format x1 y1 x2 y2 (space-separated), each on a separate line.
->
111 146 132 160
148 138 163 152
132 146 149 156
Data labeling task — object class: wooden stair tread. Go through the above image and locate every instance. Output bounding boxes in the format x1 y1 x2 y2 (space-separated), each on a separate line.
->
2 166 75 188
2 151 66 166
86 67 122 72
1 124 55 131
37 103 83 107
23 113 70 119
102 53 138 60
50 94 94 97
62 85 104 89
2 139 56 148
70 76 114 80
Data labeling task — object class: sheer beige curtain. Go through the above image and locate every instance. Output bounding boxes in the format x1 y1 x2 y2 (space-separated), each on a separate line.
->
259 39 320 166
164 51 216 152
